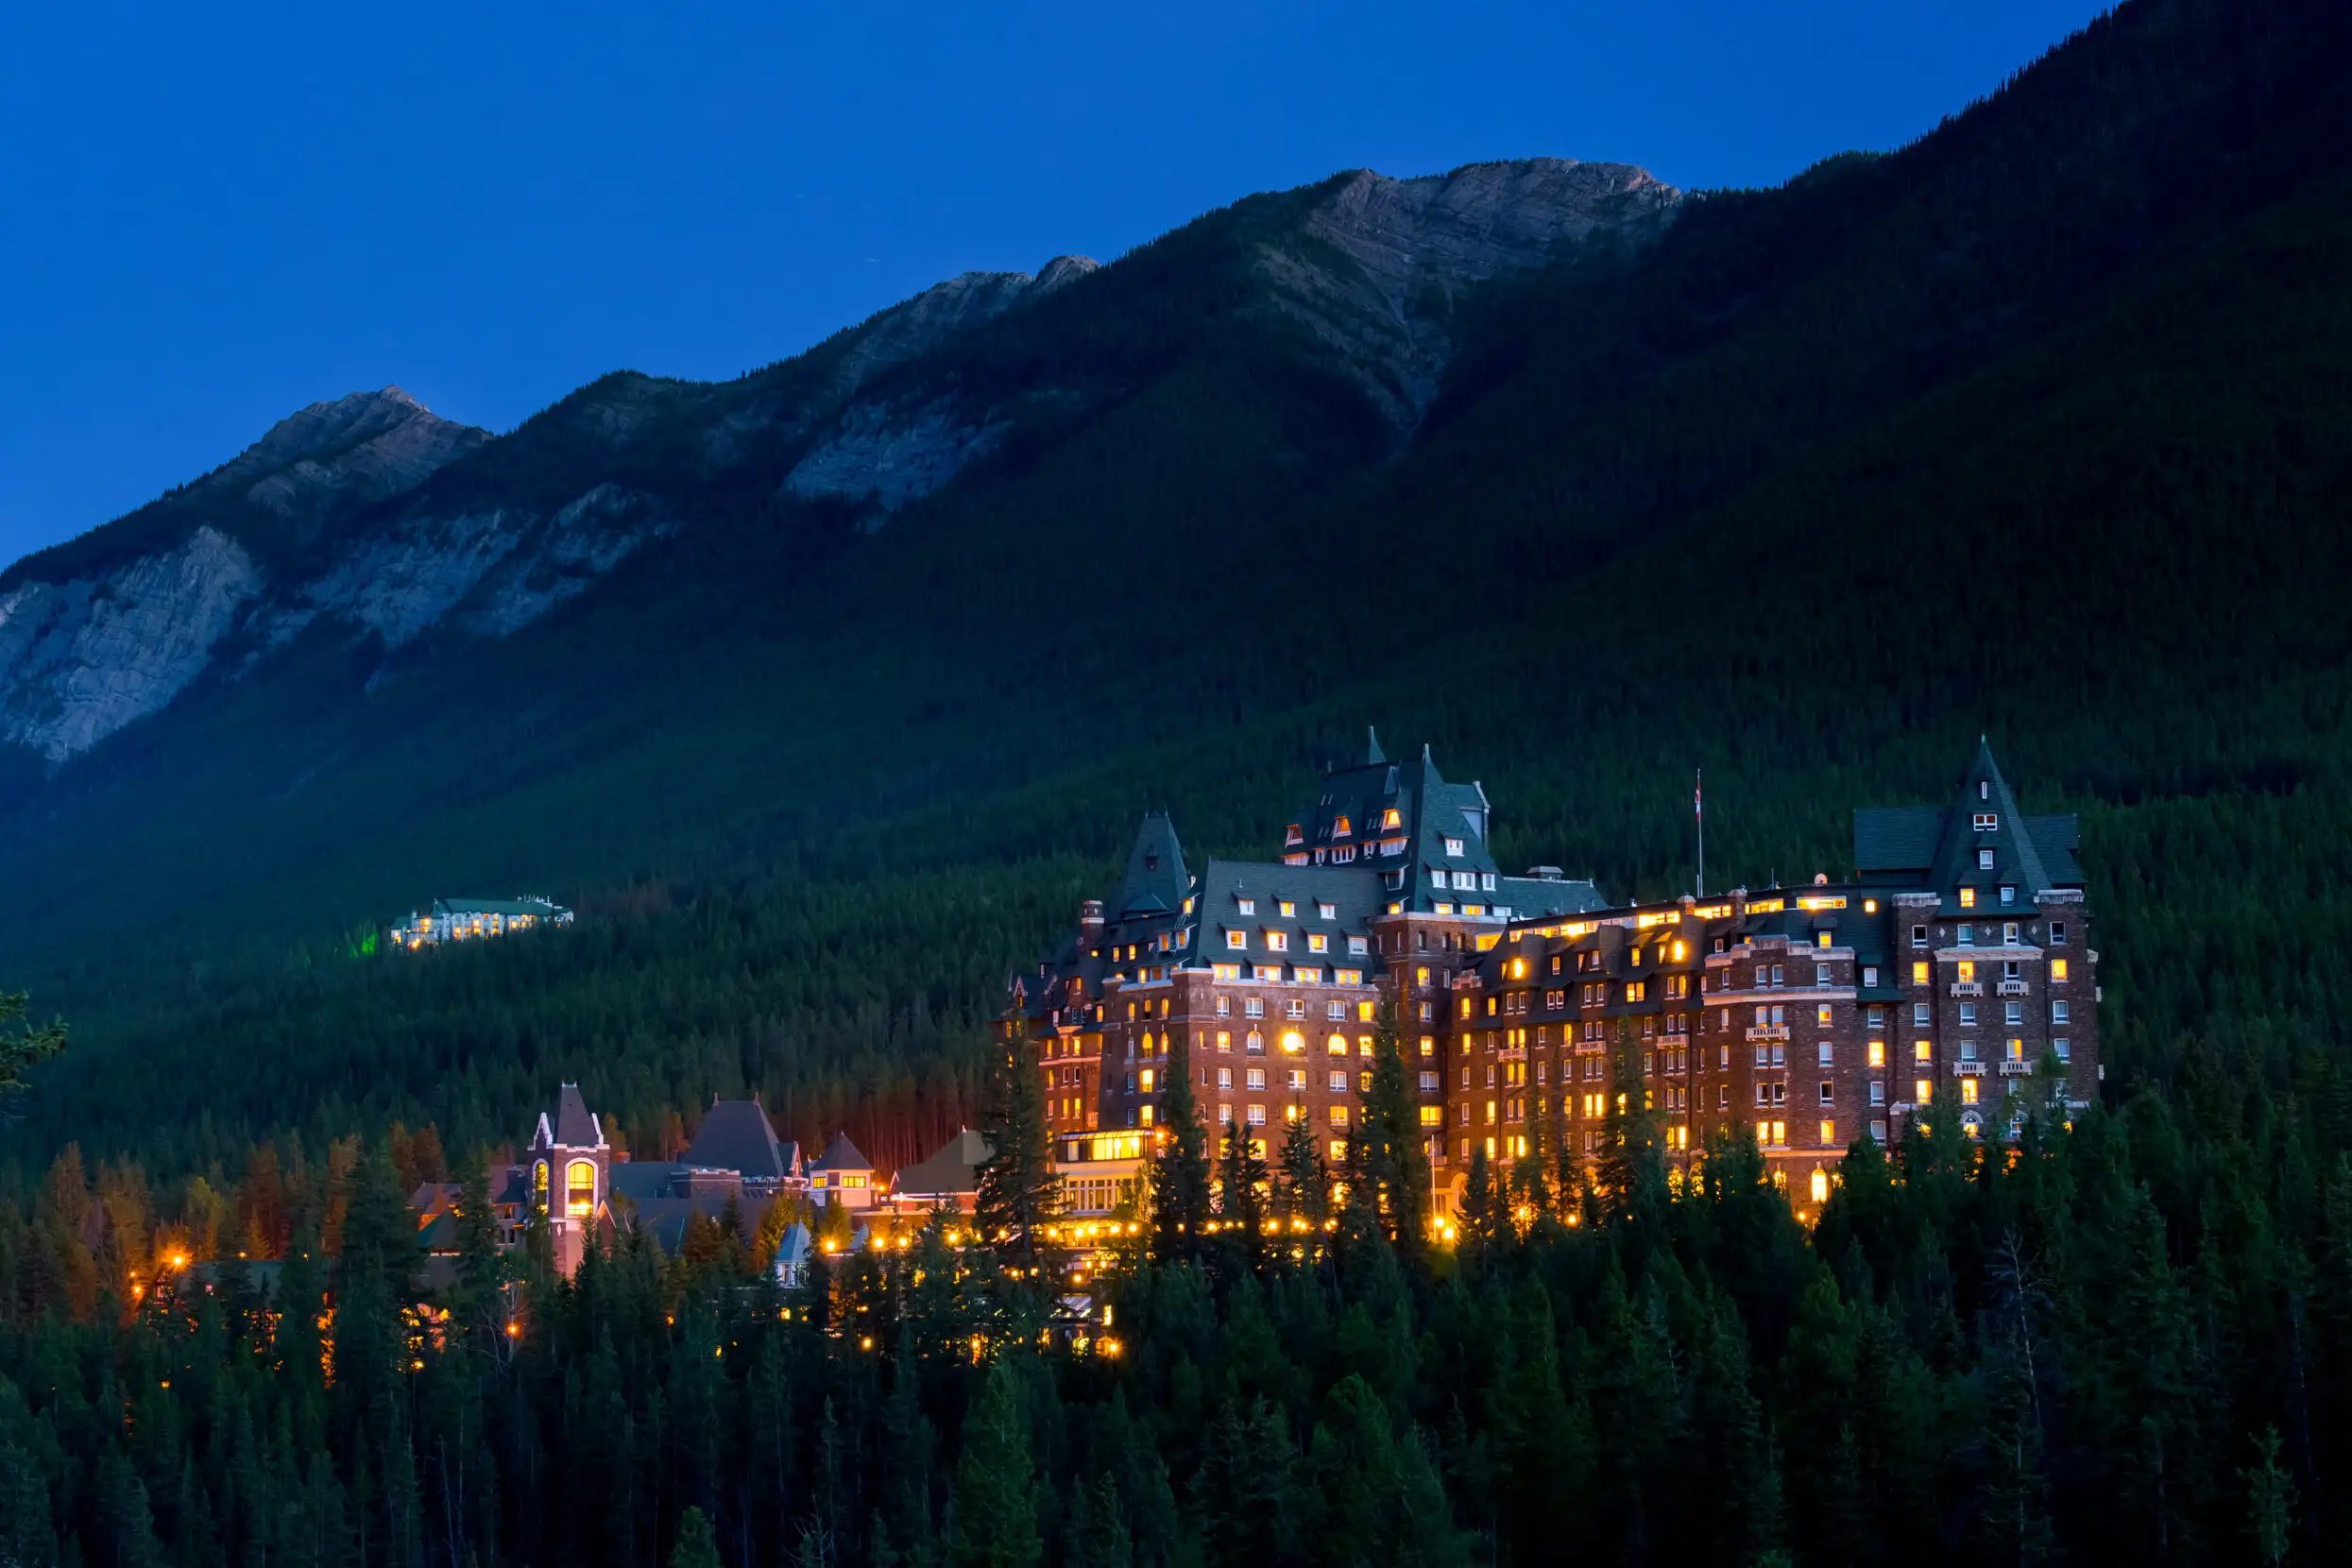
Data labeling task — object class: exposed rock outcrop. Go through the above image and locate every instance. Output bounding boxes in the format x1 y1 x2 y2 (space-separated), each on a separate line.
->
0 527 264 760
1262 159 1681 427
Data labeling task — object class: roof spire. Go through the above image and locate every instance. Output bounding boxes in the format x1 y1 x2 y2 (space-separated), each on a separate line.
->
1364 725 1386 766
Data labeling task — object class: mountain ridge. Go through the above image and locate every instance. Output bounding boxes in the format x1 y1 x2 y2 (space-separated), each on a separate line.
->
0 159 1680 766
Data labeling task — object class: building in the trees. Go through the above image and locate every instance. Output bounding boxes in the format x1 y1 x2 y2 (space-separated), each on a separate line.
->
886 1128 993 1213
1005 733 2101 1217
806 1133 878 1208
389 895 572 951
490 1083 611 1274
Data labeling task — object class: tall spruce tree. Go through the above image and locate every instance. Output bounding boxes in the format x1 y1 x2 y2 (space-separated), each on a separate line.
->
1217 1118 1269 1271
1277 1109 1329 1228
975 1031 1061 1271
1149 1032 1213 1262
1353 1001 1427 1260
951 1359 1042 1568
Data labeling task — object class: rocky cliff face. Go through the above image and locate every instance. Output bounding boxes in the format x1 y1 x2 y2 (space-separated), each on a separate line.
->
1264 159 1683 427
0 162 1679 765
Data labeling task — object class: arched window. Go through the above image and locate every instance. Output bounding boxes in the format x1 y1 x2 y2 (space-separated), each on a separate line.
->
532 1161 550 1214
1808 1168 1832 1204
1246 1031 1264 1054
565 1160 596 1219
1326 1033 1348 1056
1281 1031 1305 1055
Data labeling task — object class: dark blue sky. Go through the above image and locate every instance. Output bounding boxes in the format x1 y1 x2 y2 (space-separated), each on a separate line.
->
0 0 2103 571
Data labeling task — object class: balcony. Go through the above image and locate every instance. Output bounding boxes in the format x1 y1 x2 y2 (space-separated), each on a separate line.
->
1746 1026 1790 1042
1998 1060 2036 1076
1997 980 2029 997
1952 1061 1985 1076
1950 981 1984 997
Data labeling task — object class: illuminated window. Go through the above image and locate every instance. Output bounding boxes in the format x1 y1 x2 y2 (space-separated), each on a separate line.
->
1912 961 1930 985
2051 958 2070 982
1281 1031 1305 1054
1264 931 1287 952
1914 1078 1932 1102
1959 887 1977 909
1307 933 1329 954
1138 1069 1154 1092
1227 929 1247 949
1961 1078 1980 1105
1809 1168 1832 1203
532 1160 550 1214
565 1160 596 1219
1957 961 1977 983
1868 1040 1885 1068
1420 1035 1435 1057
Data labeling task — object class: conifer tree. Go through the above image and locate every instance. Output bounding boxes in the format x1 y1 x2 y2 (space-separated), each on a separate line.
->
1217 1118 1269 1270
0 989 63 1106
1276 1110 1328 1229
951 1360 1042 1568
1149 1034 1213 1263
671 1506 721 1568
975 1031 1061 1271
1352 1001 1427 1260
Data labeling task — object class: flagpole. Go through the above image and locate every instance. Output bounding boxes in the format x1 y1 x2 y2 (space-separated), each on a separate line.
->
1696 769 1705 898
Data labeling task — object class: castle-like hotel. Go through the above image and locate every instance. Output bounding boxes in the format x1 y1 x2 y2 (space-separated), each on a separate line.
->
1009 734 2099 1215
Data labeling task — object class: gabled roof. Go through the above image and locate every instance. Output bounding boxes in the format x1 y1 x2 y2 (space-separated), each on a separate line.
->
1496 874 1608 919
808 1131 872 1174
893 1128 994 1198
1853 740 2080 911
682 1099 796 1182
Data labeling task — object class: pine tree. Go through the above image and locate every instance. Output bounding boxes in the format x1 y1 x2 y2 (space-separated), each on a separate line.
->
1276 1109 1329 1230
975 1031 1062 1271
2242 1426 2295 1568
951 1360 1042 1568
1217 1118 1269 1270
1149 1033 1213 1264
0 988 63 1105
671 1507 722 1568
1353 1001 1428 1260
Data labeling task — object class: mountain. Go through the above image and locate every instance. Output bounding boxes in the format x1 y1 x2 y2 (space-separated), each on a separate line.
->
0 158 1675 773
3 0 2350 1174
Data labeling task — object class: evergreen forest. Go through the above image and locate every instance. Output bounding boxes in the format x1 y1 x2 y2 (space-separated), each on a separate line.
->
4 0 2352 1561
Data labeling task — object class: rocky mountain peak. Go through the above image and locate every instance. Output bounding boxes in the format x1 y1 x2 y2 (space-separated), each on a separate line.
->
1261 157 1684 429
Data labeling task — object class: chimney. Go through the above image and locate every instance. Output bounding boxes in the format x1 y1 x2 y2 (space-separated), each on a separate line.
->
1080 899 1105 946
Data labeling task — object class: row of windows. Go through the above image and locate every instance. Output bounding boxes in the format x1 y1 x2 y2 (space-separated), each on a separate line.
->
1912 920 2071 946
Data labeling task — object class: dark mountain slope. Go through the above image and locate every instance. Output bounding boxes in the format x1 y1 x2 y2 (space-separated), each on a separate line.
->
3 0 2349 1171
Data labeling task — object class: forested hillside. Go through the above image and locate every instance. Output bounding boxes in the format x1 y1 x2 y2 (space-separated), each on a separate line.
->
1 0 2347 1185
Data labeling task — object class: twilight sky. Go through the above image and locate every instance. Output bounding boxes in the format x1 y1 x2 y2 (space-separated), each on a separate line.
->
0 0 2104 571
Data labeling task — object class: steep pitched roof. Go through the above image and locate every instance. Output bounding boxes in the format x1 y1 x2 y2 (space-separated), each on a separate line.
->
682 1099 794 1181
1853 740 2080 911
808 1132 872 1174
893 1128 994 1198
1111 813 1189 918
553 1084 602 1148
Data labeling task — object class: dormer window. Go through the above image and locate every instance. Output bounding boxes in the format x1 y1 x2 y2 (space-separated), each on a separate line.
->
2000 885 2016 905
1278 900 1296 917
1264 931 1288 952
1319 901 1337 920
1237 897 1255 915
1445 837 1465 857
1307 933 1329 954
1285 825 1304 846
1978 849 1995 870
1959 887 1977 909
1383 808 1402 828
1144 853 1160 871
1332 815 1352 839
